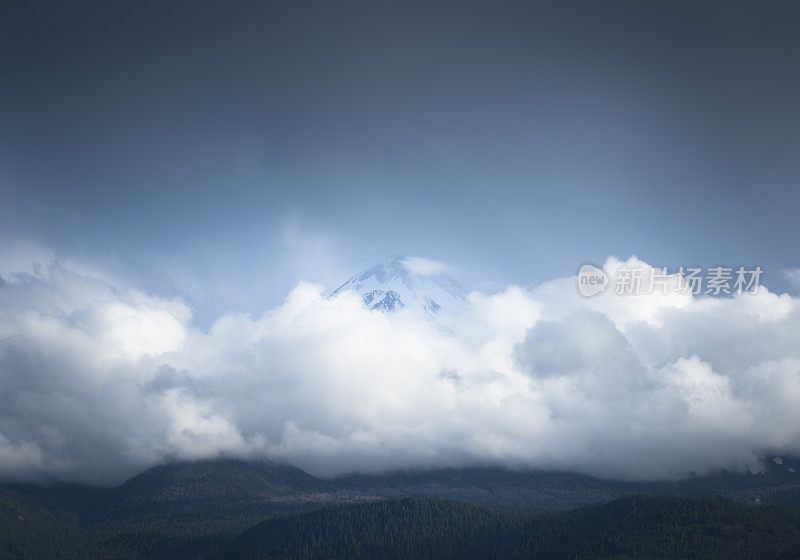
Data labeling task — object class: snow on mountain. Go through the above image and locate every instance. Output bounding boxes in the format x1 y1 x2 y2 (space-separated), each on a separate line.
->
330 256 466 314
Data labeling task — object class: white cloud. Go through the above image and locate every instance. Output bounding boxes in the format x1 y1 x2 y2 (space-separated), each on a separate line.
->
1 250 800 484
401 256 450 277
783 268 800 293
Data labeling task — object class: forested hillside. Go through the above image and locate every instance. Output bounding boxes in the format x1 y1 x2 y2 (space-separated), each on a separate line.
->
3 458 800 559
219 496 800 560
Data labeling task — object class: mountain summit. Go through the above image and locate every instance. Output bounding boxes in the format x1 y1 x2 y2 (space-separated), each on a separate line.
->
331 256 465 314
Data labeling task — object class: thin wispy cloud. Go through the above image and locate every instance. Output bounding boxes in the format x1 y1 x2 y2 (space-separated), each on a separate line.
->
401 257 451 277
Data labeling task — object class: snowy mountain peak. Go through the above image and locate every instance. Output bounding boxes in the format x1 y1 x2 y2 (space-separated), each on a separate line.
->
331 256 465 313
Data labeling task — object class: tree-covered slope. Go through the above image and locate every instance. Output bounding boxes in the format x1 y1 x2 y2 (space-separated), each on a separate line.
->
218 495 800 560
5 458 800 559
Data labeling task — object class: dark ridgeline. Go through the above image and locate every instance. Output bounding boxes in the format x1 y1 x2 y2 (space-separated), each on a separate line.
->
3 458 800 559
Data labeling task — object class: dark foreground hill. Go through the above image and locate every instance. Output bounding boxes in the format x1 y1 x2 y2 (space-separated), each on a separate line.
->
3 457 800 559
220 495 800 560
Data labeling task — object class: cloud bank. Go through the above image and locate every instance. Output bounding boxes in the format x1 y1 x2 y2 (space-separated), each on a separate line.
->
1 251 799 485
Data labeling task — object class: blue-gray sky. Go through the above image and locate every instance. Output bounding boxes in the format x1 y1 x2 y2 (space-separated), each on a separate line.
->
6 2 800 485
2 0 799 324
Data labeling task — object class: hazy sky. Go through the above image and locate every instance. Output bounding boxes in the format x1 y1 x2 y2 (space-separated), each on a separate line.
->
2 1 800 324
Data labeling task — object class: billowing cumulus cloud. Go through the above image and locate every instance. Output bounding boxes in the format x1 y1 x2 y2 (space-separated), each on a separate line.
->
1 251 800 485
